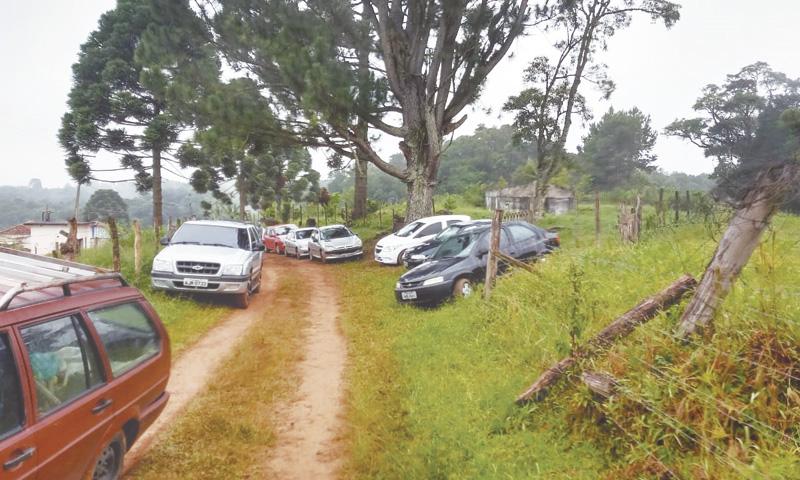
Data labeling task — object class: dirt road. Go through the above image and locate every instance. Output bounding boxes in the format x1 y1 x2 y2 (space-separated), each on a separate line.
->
124 254 347 479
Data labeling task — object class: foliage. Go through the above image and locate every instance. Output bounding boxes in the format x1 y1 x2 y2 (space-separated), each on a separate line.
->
504 0 680 212
666 62 800 203
59 0 218 228
580 107 658 191
198 0 530 220
82 189 129 222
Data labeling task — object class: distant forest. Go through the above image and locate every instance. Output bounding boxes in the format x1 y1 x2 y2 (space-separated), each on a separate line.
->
324 124 716 204
0 179 208 228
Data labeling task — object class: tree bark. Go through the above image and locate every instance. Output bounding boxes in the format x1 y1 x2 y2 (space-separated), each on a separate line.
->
152 147 163 243
73 183 81 221
677 165 800 338
238 172 247 221
353 142 369 220
581 371 618 400
483 209 504 299
516 274 697 404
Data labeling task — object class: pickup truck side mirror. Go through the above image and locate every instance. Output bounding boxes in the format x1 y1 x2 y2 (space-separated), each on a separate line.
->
159 236 170 246
254 243 265 252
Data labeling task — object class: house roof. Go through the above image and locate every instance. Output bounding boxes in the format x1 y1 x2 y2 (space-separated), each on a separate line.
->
0 224 31 237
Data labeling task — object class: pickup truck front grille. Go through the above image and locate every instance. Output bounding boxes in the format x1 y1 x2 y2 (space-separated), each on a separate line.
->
176 261 220 275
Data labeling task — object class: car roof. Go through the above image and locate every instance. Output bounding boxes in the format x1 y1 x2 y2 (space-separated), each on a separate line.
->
409 214 470 224
182 220 253 228
319 224 348 230
294 227 316 232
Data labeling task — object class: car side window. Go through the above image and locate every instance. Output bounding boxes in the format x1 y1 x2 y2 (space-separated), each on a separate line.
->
21 316 104 416
417 222 443 238
237 228 251 249
88 302 160 378
0 333 25 438
249 227 260 250
508 224 537 243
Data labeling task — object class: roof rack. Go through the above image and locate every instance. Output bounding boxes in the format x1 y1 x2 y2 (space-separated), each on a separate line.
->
0 247 126 311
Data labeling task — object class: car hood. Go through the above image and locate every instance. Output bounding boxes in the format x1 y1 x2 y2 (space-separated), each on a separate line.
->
292 238 312 247
323 236 361 247
155 244 250 264
376 234 414 249
400 257 463 282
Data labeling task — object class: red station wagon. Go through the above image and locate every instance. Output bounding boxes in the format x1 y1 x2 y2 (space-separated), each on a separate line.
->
0 247 170 479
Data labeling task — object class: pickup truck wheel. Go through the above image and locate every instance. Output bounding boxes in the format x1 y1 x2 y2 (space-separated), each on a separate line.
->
88 434 125 480
452 278 473 299
235 288 250 308
253 272 262 293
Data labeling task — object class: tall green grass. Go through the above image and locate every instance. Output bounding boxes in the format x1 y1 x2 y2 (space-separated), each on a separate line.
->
338 207 800 479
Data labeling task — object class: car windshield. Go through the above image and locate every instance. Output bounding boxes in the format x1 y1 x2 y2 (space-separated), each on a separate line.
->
431 230 484 259
395 221 424 238
274 226 293 235
434 225 463 241
295 229 314 240
321 227 352 240
170 224 247 249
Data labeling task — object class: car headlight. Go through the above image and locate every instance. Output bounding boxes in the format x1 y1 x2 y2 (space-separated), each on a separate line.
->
422 276 445 286
395 282 402 289
382 244 396 252
221 264 243 275
152 258 172 272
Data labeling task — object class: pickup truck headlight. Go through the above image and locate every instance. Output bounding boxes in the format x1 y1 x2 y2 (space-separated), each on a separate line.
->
152 258 172 272
422 276 445 286
221 264 244 275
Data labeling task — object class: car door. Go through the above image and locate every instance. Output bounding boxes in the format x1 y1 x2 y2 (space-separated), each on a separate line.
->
0 330 37 478
285 231 295 255
18 314 112 480
309 230 320 257
507 224 544 261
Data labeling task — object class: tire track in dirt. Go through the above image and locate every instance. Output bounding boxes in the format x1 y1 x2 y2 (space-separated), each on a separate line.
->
123 260 281 475
261 255 347 480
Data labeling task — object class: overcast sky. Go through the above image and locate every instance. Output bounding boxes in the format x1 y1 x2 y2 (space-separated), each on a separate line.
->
2 0 799 188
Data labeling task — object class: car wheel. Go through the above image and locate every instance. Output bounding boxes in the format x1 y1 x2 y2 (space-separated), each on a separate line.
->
88 434 125 480
236 287 250 308
452 278 473 299
252 272 262 294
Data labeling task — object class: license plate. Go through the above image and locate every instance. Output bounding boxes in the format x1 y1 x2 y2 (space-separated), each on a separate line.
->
183 278 208 287
401 291 418 300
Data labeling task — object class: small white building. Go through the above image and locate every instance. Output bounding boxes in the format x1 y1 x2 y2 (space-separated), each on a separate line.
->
0 221 109 255
485 183 576 215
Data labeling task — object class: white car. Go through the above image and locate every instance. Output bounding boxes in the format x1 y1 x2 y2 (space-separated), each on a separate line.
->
151 220 264 308
284 227 315 258
374 214 471 265
308 225 363 262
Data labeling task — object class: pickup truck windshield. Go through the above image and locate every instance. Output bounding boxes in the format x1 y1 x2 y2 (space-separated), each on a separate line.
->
171 224 249 249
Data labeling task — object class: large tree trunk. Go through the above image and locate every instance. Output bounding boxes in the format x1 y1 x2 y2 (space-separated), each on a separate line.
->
402 96 441 222
353 127 369 219
677 165 799 337
152 147 163 242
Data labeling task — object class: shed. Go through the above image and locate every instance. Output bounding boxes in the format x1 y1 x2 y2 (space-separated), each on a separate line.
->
485 183 576 215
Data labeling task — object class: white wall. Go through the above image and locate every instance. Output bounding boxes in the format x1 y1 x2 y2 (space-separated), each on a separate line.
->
24 224 108 255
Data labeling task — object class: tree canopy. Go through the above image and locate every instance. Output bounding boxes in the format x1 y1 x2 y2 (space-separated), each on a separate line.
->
666 62 800 203
580 107 657 191
83 189 129 222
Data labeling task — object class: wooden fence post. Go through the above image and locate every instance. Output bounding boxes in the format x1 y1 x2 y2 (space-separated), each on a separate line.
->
108 217 120 273
483 209 503 299
685 190 691 220
594 191 601 246
133 219 142 277
658 188 665 226
635 195 642 241
674 190 680 223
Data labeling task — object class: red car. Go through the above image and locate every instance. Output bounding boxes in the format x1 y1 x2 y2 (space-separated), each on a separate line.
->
0 247 170 480
262 224 297 254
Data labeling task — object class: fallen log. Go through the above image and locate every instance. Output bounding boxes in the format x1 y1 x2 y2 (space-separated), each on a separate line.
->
516 274 697 405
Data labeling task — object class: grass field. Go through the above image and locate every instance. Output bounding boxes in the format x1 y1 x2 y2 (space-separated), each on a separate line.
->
338 204 800 479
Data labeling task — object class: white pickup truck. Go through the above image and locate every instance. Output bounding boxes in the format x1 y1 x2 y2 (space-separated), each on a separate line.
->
150 220 265 308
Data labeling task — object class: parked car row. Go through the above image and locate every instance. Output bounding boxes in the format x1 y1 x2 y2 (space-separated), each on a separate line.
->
261 223 364 263
389 218 560 306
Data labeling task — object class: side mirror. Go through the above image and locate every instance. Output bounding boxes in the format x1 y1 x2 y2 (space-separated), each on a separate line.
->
159 236 170 246
255 243 266 252
476 246 489 257
410 254 426 262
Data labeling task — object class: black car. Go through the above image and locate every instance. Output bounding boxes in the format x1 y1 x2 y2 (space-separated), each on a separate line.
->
395 221 559 306
402 220 492 269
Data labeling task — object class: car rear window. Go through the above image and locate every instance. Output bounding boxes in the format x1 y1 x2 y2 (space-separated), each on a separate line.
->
0 333 24 438
88 303 160 377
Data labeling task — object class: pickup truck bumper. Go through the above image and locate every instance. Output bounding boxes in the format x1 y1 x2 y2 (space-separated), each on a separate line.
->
150 272 250 294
